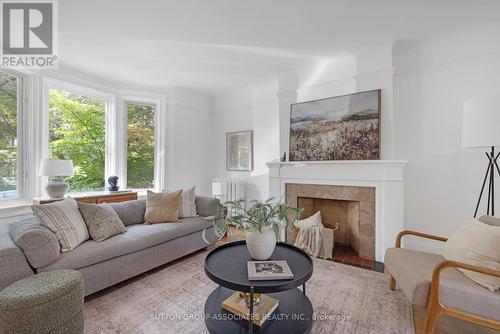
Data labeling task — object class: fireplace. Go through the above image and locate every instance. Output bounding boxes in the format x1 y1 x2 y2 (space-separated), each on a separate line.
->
267 160 406 262
286 183 375 260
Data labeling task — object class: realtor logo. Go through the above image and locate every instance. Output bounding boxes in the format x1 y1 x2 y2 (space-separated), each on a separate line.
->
1 0 58 68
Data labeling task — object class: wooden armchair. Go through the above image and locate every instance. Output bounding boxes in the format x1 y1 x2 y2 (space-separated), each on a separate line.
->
385 230 500 334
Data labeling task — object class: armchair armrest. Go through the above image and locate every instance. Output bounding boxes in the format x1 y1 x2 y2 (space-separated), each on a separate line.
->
426 260 500 331
395 230 448 248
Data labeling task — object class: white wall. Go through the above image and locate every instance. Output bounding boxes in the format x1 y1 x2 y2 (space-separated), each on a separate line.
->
393 25 500 252
166 88 214 196
212 46 396 205
212 82 280 204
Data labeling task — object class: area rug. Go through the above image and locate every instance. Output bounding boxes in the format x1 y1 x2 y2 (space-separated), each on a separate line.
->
84 251 414 334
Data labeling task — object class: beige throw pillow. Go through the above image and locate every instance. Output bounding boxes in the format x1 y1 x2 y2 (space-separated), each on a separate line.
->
444 221 500 291
179 186 198 218
145 190 182 224
78 202 127 241
31 198 89 252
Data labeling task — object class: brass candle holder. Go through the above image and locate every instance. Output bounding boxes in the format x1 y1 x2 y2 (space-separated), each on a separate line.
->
238 292 261 307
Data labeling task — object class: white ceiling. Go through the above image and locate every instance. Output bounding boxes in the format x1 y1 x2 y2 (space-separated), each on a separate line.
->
58 0 500 96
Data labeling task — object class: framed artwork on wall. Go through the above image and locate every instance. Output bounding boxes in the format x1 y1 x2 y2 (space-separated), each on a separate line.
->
289 89 381 161
226 130 253 171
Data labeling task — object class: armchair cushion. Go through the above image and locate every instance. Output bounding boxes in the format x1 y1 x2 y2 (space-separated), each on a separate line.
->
385 247 500 321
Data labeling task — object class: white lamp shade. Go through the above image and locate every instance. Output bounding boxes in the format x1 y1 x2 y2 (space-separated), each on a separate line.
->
462 92 500 148
39 159 74 177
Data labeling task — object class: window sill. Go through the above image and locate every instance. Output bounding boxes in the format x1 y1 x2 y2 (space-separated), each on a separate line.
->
0 201 32 221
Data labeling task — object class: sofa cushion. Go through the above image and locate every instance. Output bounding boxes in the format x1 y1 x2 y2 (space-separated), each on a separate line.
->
9 218 60 268
109 199 146 226
78 202 127 241
31 198 89 252
385 247 500 321
39 217 213 271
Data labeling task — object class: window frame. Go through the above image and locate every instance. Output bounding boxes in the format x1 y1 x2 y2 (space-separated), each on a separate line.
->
0 69 26 206
122 97 161 192
42 77 115 194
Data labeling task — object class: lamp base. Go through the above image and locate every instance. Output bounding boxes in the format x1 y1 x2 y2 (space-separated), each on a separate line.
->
45 179 69 199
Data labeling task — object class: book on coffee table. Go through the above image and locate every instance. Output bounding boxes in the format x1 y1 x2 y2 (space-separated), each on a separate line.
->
247 260 294 280
221 292 279 327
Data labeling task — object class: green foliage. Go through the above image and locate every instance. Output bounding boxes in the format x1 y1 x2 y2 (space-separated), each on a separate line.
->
48 89 105 191
213 198 303 239
0 71 18 192
127 103 155 189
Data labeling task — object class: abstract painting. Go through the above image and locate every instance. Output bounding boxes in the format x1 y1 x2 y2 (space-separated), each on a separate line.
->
289 90 380 161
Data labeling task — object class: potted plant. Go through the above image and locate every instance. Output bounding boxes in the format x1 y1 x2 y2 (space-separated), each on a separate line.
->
213 198 303 260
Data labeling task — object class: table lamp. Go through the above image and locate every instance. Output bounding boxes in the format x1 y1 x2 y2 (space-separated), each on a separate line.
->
39 159 74 198
462 92 500 217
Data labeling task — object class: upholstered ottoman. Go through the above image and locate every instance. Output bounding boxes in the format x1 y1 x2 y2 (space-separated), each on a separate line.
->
0 270 84 334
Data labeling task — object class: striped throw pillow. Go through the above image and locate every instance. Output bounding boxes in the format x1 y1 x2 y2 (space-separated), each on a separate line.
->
32 198 89 252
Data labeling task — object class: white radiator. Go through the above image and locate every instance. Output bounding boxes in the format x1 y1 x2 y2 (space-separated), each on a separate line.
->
212 178 245 203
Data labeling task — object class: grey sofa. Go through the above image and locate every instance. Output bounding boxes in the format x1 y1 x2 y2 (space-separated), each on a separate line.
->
0 196 218 296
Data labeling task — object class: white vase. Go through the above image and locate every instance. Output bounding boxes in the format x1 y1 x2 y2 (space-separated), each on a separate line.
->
245 226 277 260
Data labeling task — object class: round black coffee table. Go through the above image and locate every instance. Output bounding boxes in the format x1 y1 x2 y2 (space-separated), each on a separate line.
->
204 240 314 334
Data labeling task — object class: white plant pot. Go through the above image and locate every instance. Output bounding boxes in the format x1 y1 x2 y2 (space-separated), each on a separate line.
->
245 226 277 260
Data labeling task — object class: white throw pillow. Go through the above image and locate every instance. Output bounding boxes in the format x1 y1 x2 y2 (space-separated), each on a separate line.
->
444 221 500 291
179 186 198 218
31 198 89 252
294 211 323 229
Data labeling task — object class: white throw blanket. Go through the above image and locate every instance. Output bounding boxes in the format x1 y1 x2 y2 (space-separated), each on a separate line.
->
293 211 336 260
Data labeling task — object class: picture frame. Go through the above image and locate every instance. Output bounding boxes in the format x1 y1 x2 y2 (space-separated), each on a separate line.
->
289 89 381 161
226 130 253 171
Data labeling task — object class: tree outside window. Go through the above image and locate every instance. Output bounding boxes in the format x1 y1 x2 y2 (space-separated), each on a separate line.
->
127 102 155 189
48 89 106 192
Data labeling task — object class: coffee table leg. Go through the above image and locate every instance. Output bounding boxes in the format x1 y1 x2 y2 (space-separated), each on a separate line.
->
303 283 306 295
249 287 254 334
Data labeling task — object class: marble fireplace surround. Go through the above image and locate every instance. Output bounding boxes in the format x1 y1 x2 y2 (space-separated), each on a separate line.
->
286 183 375 260
266 160 407 262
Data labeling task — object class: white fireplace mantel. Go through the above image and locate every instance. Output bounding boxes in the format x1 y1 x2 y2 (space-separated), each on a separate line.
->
266 160 408 262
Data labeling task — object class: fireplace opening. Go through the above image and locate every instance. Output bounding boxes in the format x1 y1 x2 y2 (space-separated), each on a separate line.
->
297 197 361 255
285 183 376 269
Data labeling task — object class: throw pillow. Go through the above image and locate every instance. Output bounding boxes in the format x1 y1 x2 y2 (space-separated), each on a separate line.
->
78 202 127 241
179 186 198 218
31 198 89 252
444 221 500 291
294 211 323 230
110 199 146 226
144 190 182 224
